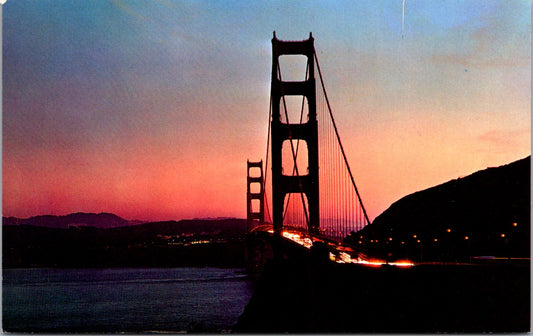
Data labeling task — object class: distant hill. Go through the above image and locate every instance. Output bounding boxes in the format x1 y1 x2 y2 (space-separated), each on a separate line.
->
2 213 248 235
346 156 530 261
3 217 248 268
2 215 247 240
2 212 141 229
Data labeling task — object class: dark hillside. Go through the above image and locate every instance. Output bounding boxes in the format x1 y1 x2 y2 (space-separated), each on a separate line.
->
346 156 530 261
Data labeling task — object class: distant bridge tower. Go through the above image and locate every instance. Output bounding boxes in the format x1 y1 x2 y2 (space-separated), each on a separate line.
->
247 160 264 231
271 32 319 237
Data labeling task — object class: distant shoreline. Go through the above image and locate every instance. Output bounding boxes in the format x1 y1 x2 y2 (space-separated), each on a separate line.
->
3 218 248 269
3 239 247 269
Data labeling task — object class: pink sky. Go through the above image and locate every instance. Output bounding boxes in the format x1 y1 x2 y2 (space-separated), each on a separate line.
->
3 1 530 222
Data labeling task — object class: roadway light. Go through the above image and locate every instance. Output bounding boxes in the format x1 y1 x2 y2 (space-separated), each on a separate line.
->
513 222 518 227
446 228 451 233
464 236 469 240
501 233 505 238
413 234 417 238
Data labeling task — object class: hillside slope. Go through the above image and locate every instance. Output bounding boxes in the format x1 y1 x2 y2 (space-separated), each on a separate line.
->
346 156 530 261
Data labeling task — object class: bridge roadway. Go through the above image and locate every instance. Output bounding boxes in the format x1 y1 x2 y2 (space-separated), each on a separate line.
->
248 225 528 268
246 224 414 273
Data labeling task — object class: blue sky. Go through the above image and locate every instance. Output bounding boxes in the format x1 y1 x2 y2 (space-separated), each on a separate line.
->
3 0 530 220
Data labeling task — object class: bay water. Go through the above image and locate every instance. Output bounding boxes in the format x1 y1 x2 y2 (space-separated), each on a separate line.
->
3 267 253 333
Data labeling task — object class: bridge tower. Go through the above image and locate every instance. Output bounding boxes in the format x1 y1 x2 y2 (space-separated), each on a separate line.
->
271 32 319 237
247 160 264 231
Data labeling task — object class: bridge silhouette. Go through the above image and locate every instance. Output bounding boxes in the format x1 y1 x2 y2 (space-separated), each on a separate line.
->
238 33 529 333
246 32 398 267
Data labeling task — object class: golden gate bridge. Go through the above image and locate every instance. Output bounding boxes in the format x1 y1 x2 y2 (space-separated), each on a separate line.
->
246 32 411 267
237 33 529 334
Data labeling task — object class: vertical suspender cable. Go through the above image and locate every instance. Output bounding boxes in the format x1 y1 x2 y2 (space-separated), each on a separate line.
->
314 49 371 227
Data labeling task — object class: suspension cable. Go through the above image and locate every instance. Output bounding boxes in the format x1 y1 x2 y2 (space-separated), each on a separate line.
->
313 48 371 227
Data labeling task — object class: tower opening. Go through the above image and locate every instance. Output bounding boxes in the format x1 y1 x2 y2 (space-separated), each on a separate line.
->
278 55 308 82
282 139 309 176
280 95 309 124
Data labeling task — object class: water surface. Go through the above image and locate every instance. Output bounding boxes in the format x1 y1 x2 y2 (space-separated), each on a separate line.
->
3 267 253 332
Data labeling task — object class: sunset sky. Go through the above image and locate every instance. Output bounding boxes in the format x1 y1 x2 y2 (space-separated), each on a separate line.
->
3 0 530 222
